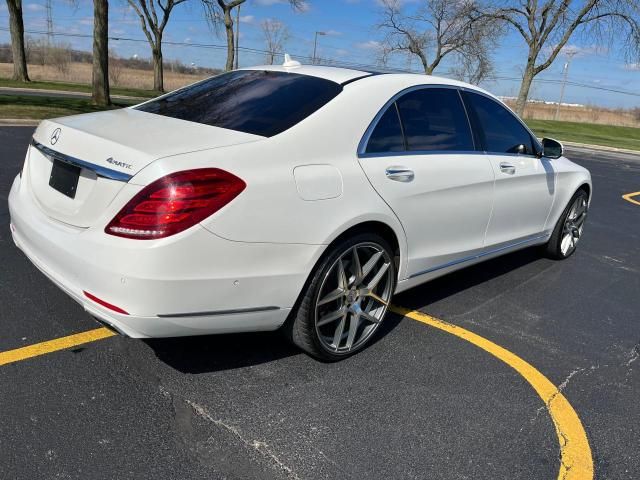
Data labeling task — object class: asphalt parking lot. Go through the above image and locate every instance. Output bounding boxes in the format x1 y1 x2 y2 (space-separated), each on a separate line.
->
1 125 638 480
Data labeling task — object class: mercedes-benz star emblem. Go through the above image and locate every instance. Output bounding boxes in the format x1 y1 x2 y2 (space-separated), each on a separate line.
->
50 128 61 145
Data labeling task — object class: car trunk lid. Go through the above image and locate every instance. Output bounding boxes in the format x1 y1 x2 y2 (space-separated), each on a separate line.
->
27 108 263 228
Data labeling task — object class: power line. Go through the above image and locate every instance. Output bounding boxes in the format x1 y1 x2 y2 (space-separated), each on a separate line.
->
1 26 638 98
0 26 402 72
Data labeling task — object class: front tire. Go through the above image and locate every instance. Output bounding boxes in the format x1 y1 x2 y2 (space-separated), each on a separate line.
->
545 189 589 259
285 233 396 361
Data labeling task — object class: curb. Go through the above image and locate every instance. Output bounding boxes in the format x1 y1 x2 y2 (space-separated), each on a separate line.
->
0 119 39 126
0 86 147 102
562 141 639 155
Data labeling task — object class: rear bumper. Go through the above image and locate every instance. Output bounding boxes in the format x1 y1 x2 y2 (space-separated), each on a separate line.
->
8 174 322 338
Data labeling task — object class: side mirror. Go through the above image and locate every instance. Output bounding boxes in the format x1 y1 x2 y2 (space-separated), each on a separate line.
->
541 137 563 159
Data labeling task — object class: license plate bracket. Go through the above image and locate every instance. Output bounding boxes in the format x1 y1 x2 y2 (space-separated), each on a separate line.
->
49 159 81 199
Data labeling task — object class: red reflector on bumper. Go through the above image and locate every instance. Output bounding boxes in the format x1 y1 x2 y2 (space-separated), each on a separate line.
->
83 291 129 315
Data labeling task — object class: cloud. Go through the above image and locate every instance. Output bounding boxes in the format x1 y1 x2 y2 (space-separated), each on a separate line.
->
356 40 382 51
26 3 44 11
240 15 255 23
254 0 310 11
623 63 640 71
374 0 418 6
545 43 607 59
254 0 286 5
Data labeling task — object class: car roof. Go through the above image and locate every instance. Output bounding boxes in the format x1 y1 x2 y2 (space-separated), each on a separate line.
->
240 63 491 96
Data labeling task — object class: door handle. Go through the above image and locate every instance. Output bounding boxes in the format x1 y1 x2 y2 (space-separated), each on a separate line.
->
499 162 516 175
385 167 414 182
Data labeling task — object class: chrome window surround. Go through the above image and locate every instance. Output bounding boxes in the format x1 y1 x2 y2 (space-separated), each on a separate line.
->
460 89 543 158
31 139 133 182
357 84 543 159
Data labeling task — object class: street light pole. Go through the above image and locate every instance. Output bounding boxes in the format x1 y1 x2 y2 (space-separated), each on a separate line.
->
554 51 577 121
234 4 241 70
313 31 326 65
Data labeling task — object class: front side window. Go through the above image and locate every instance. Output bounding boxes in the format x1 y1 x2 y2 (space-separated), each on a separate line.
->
462 92 537 155
136 70 343 137
395 88 474 152
365 103 405 153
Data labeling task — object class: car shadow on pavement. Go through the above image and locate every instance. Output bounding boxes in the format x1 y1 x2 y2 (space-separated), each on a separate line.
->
144 330 300 374
146 247 543 373
146 311 406 373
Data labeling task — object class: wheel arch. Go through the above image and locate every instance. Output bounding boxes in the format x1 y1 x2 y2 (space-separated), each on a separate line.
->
325 220 402 272
578 182 591 199
282 217 406 333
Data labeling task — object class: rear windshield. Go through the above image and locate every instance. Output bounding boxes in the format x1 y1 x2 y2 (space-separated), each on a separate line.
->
135 70 343 137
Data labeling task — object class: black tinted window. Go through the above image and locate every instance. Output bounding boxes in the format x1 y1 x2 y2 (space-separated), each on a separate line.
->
136 70 342 137
366 103 404 153
463 92 536 154
396 88 473 152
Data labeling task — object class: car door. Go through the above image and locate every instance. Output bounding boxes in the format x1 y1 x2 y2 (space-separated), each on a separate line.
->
357 86 495 279
461 91 555 247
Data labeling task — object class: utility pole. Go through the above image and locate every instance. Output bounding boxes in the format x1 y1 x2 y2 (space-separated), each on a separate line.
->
554 51 576 121
312 31 326 65
45 0 53 44
234 4 240 70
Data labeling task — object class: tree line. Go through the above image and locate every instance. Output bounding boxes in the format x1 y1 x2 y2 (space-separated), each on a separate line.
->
4 0 639 114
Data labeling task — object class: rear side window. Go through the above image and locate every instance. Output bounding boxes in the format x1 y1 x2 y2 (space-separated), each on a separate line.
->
462 92 537 154
365 103 405 153
396 88 474 152
135 70 343 137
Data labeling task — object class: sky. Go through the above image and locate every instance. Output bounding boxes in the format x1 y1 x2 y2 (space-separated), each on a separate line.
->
0 0 638 108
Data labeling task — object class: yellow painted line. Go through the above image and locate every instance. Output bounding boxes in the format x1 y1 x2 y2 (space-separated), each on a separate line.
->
622 191 640 206
0 327 116 367
390 305 593 480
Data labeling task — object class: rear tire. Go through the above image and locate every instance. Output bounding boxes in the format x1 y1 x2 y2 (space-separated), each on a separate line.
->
284 233 396 361
545 189 589 259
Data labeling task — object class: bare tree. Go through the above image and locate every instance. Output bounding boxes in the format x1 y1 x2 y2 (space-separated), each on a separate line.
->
477 0 640 115
127 0 187 92
202 0 306 71
377 0 498 82
6 0 29 81
261 19 289 65
92 0 110 106
449 26 495 84
109 49 124 86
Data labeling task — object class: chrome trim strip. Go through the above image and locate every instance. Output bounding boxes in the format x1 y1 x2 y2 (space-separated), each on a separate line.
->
357 84 476 158
157 306 280 318
359 150 486 159
458 88 544 155
408 234 548 279
31 139 133 182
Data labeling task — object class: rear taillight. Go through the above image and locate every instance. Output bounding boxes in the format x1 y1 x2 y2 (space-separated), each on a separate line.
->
105 168 246 240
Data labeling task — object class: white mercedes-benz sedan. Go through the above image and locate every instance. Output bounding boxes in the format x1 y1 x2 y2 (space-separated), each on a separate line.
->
8 61 591 360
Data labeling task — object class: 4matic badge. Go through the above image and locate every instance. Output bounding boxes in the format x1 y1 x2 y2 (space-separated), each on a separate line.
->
106 157 133 170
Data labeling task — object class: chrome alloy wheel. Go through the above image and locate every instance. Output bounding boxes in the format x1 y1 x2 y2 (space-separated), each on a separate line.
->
561 195 588 256
314 242 394 354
